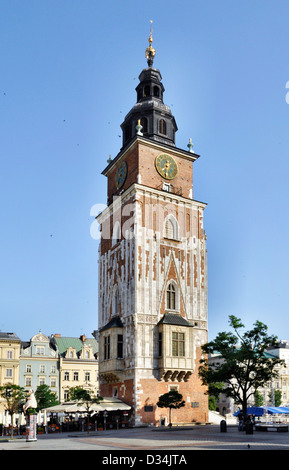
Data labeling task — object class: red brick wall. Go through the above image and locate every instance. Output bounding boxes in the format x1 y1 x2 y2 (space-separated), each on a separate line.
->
99 347 208 426
106 139 194 202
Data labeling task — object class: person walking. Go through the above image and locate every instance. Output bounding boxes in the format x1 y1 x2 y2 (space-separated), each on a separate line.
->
238 410 244 431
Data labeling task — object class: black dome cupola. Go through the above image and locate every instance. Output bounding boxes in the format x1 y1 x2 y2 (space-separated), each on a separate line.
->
120 27 178 149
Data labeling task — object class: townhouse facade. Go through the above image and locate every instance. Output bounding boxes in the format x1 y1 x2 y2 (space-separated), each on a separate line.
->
19 331 59 396
0 331 99 414
267 340 289 405
0 332 21 413
50 334 99 402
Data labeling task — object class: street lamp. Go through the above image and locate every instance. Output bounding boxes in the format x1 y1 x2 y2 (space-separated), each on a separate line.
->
103 410 108 431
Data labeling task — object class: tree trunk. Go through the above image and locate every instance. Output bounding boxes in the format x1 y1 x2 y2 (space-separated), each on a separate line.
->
243 391 248 420
10 413 14 439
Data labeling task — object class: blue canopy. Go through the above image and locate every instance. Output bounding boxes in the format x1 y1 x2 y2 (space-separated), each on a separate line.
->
234 407 269 417
234 406 289 416
266 407 289 414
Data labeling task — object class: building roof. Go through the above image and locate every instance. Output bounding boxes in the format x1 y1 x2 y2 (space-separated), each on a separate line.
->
99 315 124 332
51 335 98 357
0 332 21 341
158 313 194 327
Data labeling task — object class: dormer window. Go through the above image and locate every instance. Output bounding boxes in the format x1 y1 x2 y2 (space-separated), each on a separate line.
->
66 347 76 359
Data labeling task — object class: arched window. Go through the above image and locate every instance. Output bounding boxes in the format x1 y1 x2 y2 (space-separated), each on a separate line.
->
165 218 174 239
159 119 166 135
153 86 160 97
112 221 121 246
144 85 150 97
140 117 148 133
166 282 176 310
164 215 178 240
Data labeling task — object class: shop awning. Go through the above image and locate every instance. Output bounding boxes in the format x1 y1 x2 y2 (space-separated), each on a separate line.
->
44 402 87 413
95 397 131 411
44 397 131 414
234 406 289 416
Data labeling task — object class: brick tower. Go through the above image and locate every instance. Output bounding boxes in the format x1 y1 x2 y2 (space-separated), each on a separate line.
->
96 29 208 426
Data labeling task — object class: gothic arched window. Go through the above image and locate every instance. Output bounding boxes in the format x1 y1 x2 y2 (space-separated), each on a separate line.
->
166 282 176 310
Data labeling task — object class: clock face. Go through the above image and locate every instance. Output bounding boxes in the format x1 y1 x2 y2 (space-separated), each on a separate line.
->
115 161 127 189
155 154 178 180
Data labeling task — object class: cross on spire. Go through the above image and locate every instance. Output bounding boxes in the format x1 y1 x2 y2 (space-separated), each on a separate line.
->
145 20 156 67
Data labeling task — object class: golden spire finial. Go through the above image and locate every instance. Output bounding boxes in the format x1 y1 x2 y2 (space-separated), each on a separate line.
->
145 20 155 67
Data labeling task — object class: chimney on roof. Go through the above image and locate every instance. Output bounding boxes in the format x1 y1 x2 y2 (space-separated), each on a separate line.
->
54 334 61 337
80 334 86 342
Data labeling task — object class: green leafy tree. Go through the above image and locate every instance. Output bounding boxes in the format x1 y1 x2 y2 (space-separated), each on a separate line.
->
199 315 284 420
35 384 59 411
69 386 103 432
254 390 264 407
157 390 185 428
207 382 224 411
208 395 217 411
274 389 282 407
0 383 25 439
269 389 282 407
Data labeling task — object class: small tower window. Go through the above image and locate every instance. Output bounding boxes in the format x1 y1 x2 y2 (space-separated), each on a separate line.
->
140 117 148 133
144 85 150 97
153 86 160 97
124 125 131 142
159 119 167 135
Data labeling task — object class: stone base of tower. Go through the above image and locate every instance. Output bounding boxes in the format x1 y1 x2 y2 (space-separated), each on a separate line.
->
100 375 208 427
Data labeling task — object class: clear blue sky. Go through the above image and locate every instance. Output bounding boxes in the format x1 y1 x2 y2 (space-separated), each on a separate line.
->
1 0 289 342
